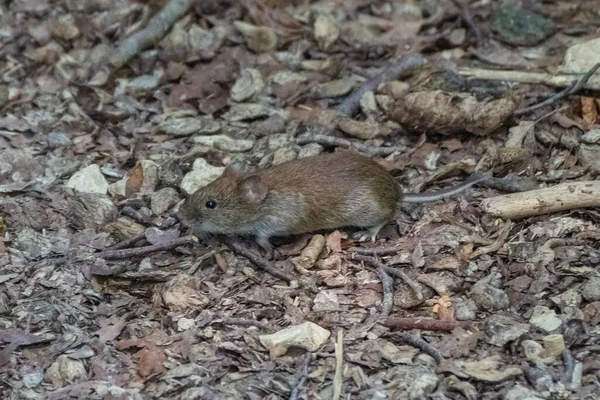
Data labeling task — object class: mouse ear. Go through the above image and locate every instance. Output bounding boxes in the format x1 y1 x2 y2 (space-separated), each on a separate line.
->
238 175 267 204
224 160 251 177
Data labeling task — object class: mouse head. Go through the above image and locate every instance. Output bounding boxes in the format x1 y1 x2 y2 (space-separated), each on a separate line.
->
177 160 268 235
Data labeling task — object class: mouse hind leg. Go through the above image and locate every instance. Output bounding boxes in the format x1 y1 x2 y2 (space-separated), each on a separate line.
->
353 222 387 242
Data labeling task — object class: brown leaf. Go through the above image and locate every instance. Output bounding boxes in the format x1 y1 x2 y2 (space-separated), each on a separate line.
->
125 164 144 197
326 231 342 253
215 253 229 272
581 97 598 127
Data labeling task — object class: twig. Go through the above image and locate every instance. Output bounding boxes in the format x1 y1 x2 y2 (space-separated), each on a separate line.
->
347 245 398 256
480 181 600 219
470 221 513 259
382 317 456 332
332 329 343 400
562 348 575 384
377 266 394 319
514 63 600 115
396 331 443 363
458 67 600 90
448 0 483 43
352 254 423 301
106 232 146 251
219 317 270 330
483 176 538 193
112 0 192 69
514 81 577 116
337 54 424 117
296 133 404 157
289 353 311 400
99 235 198 260
222 238 296 283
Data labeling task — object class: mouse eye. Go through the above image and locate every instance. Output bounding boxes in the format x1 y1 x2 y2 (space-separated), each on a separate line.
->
205 200 217 209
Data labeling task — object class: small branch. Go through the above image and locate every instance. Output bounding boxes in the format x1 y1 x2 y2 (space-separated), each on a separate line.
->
449 0 483 43
222 238 296 283
347 245 398 256
99 235 198 260
396 331 443 363
514 63 600 115
218 317 270 330
514 81 576 116
458 67 600 90
332 329 343 400
382 317 456 332
289 353 311 400
296 133 404 157
377 267 394 319
106 232 146 251
483 176 539 193
112 0 193 69
337 54 425 117
562 348 575 385
480 181 600 219
470 221 513 259
352 254 423 301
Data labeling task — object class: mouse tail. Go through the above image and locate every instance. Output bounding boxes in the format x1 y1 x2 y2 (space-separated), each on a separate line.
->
402 172 490 203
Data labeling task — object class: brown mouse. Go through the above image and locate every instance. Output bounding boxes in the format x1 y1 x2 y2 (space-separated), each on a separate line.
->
177 151 486 250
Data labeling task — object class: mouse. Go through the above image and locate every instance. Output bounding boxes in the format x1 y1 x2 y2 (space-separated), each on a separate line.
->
177 151 487 251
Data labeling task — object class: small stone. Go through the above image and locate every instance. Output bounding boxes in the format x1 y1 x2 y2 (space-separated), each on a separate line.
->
268 133 291 150
177 317 196 332
360 91 377 114
162 275 209 311
583 302 600 325
231 68 264 102
124 75 160 96
521 340 553 365
259 322 330 358
193 134 254 152
314 78 355 99
485 314 530 346
272 148 297 165
157 117 221 136
505 385 545 400
150 188 180 215
529 306 562 332
234 21 278 53
470 273 510 311
581 276 600 302
159 159 184 188
491 5 555 46
65 164 108 194
561 37 600 74
408 372 439 400
14 227 52 259
272 70 308 85
223 103 272 122
314 13 340 51
46 131 72 148
582 129 600 144
378 81 410 99
180 159 224 195
298 143 324 158
454 297 477 321
338 119 391 140
22 369 44 389
578 143 600 173
45 355 86 388
50 14 80 41
188 25 224 59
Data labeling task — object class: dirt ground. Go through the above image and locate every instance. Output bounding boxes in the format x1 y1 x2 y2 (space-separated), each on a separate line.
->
1 0 600 399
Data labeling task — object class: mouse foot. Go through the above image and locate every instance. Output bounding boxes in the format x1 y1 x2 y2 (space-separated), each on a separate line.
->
353 223 385 242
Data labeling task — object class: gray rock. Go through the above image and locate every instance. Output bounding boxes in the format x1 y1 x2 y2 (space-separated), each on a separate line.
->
470 272 510 311
581 276 600 302
505 384 545 400
529 306 562 332
492 5 555 46
298 143 324 158
157 116 221 136
454 297 477 321
313 77 356 99
193 134 254 152
223 103 272 122
180 158 224 195
151 188 180 215
268 133 291 150
65 164 108 194
485 314 530 346
272 148 297 165
231 68 264 102
14 227 52 259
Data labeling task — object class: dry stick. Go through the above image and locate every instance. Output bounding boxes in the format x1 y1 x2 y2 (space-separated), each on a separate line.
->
480 180 600 219
352 254 423 302
99 235 198 260
396 331 443 363
337 53 425 117
381 317 456 332
331 329 343 400
111 0 193 69
377 266 394 319
289 353 311 400
562 349 575 385
448 0 483 43
222 238 295 283
106 232 147 251
469 221 513 259
457 67 600 90
348 245 398 256
483 175 539 193
515 63 600 115
296 133 404 157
